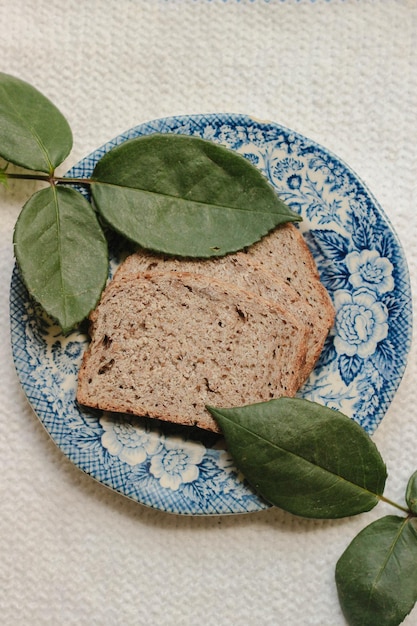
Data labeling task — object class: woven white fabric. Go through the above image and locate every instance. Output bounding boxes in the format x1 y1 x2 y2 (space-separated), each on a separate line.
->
1 1 416 624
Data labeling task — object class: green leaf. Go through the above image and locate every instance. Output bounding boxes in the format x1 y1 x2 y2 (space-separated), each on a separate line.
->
406 470 417 514
91 134 301 258
0 73 72 174
336 515 417 626
13 186 108 333
207 398 387 518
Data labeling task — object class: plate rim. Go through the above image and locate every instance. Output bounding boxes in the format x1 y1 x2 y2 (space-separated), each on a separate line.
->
9 113 413 515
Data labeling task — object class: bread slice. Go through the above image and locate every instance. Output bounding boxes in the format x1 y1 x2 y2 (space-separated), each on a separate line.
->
243 223 335 336
112 224 334 385
77 271 308 432
113 250 312 385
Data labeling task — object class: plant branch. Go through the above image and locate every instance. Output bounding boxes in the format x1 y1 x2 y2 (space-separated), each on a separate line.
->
6 172 92 186
56 176 92 186
379 494 410 514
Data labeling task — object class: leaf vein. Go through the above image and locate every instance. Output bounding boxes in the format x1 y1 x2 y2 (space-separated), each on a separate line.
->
91 180 294 216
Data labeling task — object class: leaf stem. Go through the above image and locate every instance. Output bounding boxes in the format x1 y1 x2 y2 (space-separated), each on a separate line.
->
6 172 91 186
379 494 410 514
6 172 51 182
56 176 92 186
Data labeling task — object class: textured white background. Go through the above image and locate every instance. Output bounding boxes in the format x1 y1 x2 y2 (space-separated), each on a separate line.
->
1 1 416 624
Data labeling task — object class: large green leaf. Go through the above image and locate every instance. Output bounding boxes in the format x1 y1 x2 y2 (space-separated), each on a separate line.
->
0 73 72 174
91 134 301 258
336 515 417 626
207 398 387 518
14 186 108 333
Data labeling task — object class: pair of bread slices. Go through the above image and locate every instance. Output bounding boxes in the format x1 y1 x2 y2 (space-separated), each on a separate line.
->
77 223 335 433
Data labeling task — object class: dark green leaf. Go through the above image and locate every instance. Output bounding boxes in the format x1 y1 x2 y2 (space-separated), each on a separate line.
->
91 134 301 258
13 186 108 332
406 471 417 514
0 73 72 174
336 515 417 626
207 398 387 518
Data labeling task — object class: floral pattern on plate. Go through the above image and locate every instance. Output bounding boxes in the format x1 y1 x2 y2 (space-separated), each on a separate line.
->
10 114 412 515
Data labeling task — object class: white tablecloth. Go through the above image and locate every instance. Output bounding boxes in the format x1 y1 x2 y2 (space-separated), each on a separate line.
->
1 1 416 624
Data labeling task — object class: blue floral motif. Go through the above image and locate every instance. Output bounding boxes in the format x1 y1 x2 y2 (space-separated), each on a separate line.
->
148 436 206 490
100 414 161 466
308 150 358 196
272 157 304 181
287 174 302 190
51 339 84 376
306 189 400 396
333 289 389 358
10 113 412 515
346 249 394 295
278 175 345 227
242 152 259 167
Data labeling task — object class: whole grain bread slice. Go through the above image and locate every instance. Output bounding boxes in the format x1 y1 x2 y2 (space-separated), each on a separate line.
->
112 223 334 385
77 271 307 432
113 250 311 384
243 223 335 335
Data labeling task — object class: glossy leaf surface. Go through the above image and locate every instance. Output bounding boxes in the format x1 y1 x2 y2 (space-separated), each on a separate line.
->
336 515 417 626
208 398 387 518
0 72 72 173
14 186 108 332
91 134 301 257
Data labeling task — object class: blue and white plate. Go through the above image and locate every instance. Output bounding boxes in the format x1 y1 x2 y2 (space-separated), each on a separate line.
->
10 114 412 515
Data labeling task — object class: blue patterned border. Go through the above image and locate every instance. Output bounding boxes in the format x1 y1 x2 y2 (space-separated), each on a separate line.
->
10 113 412 515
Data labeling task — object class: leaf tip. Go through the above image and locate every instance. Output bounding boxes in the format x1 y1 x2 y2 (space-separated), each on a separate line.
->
206 404 220 417
206 405 227 428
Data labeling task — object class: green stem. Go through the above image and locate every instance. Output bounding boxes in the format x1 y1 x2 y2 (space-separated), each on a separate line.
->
57 176 92 186
6 172 91 186
379 494 410 514
6 172 50 182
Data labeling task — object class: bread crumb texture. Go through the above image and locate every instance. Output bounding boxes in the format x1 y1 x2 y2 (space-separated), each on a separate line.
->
77 225 335 432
